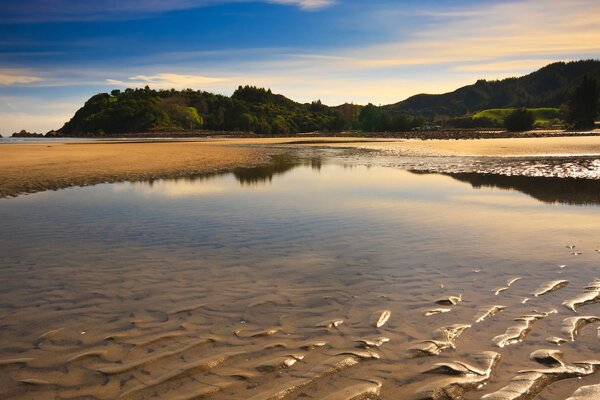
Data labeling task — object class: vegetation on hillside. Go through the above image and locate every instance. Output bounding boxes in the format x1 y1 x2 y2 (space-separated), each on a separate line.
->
58 60 600 135
385 60 600 119
561 75 600 129
504 108 535 132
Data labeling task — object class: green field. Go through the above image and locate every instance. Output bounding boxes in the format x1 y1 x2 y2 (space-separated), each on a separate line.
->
472 108 560 125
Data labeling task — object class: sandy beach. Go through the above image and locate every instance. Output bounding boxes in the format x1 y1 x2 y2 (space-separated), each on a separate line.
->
0 140 281 198
2 136 600 198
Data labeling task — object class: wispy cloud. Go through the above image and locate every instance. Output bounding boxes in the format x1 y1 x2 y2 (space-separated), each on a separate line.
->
2 0 599 135
106 73 228 89
452 59 565 73
0 69 43 85
0 0 334 22
268 0 334 10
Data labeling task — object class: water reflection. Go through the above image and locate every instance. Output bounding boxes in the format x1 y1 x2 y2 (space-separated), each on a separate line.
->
233 155 321 185
2 158 600 400
140 155 321 190
443 172 600 206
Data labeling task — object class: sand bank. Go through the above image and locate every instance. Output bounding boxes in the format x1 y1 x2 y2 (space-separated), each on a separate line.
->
2 136 600 198
0 140 280 198
281 135 600 157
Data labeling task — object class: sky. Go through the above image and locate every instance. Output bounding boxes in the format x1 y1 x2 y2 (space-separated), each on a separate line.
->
0 0 599 134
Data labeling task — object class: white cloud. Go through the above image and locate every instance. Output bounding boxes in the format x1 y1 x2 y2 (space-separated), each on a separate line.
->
0 0 334 22
267 0 334 10
0 69 42 85
106 73 228 89
452 59 566 73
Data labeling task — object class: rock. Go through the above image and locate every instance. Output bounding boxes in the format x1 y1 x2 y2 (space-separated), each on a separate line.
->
11 129 44 138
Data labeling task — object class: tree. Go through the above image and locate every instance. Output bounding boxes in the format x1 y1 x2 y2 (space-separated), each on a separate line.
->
271 116 289 134
358 103 381 132
561 75 599 129
504 108 534 131
240 113 255 131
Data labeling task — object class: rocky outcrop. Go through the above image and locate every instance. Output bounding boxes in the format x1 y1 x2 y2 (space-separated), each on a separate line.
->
11 129 44 138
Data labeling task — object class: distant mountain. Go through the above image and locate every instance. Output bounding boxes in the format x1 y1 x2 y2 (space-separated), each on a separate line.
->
385 60 600 118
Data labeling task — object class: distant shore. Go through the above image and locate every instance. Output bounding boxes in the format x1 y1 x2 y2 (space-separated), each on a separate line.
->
1 136 600 198
5 127 600 141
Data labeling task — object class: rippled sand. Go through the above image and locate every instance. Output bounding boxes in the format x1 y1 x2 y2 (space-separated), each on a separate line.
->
1 162 599 399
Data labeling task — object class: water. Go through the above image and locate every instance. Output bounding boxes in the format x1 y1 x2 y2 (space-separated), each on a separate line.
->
0 155 599 399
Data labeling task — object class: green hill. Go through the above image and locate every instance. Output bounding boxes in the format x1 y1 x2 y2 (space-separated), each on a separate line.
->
59 86 349 135
472 108 560 125
58 60 600 135
385 60 600 118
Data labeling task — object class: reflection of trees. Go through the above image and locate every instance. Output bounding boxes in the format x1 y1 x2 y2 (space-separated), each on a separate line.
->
445 173 600 206
233 155 299 186
144 155 323 187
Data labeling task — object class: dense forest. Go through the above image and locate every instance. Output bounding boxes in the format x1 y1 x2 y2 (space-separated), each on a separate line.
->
58 60 600 135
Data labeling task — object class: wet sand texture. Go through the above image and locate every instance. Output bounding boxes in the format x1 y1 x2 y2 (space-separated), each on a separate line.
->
2 136 600 198
0 140 279 197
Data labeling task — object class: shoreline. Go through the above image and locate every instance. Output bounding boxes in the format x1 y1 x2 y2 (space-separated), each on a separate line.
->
0 141 282 199
4 127 600 142
1 136 600 199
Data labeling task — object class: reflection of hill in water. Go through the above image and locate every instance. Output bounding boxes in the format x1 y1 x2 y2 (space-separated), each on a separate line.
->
233 156 321 185
144 155 321 188
445 173 600 206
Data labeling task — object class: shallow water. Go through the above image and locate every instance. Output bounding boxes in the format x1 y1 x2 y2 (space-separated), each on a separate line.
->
0 155 599 400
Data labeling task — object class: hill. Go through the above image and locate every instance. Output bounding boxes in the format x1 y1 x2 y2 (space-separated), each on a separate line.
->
385 60 600 119
57 60 600 135
59 86 362 135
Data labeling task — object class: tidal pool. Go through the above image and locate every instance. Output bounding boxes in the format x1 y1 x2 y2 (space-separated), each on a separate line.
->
0 155 599 399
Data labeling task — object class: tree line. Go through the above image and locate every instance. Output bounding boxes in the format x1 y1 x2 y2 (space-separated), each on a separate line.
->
59 76 599 135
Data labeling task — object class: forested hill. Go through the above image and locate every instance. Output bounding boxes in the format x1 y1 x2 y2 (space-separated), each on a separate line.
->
59 85 361 135
385 60 600 118
58 59 600 135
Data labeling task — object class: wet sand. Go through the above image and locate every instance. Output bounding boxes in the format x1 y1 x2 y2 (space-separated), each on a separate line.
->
290 135 600 157
2 136 600 198
0 140 281 198
1 162 599 399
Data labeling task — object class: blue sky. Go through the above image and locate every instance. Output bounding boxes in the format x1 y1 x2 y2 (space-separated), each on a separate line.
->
1 0 599 134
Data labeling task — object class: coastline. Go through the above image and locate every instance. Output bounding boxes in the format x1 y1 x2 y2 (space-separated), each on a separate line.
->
2 136 600 199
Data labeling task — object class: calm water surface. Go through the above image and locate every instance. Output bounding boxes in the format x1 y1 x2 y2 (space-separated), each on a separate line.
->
0 156 599 399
